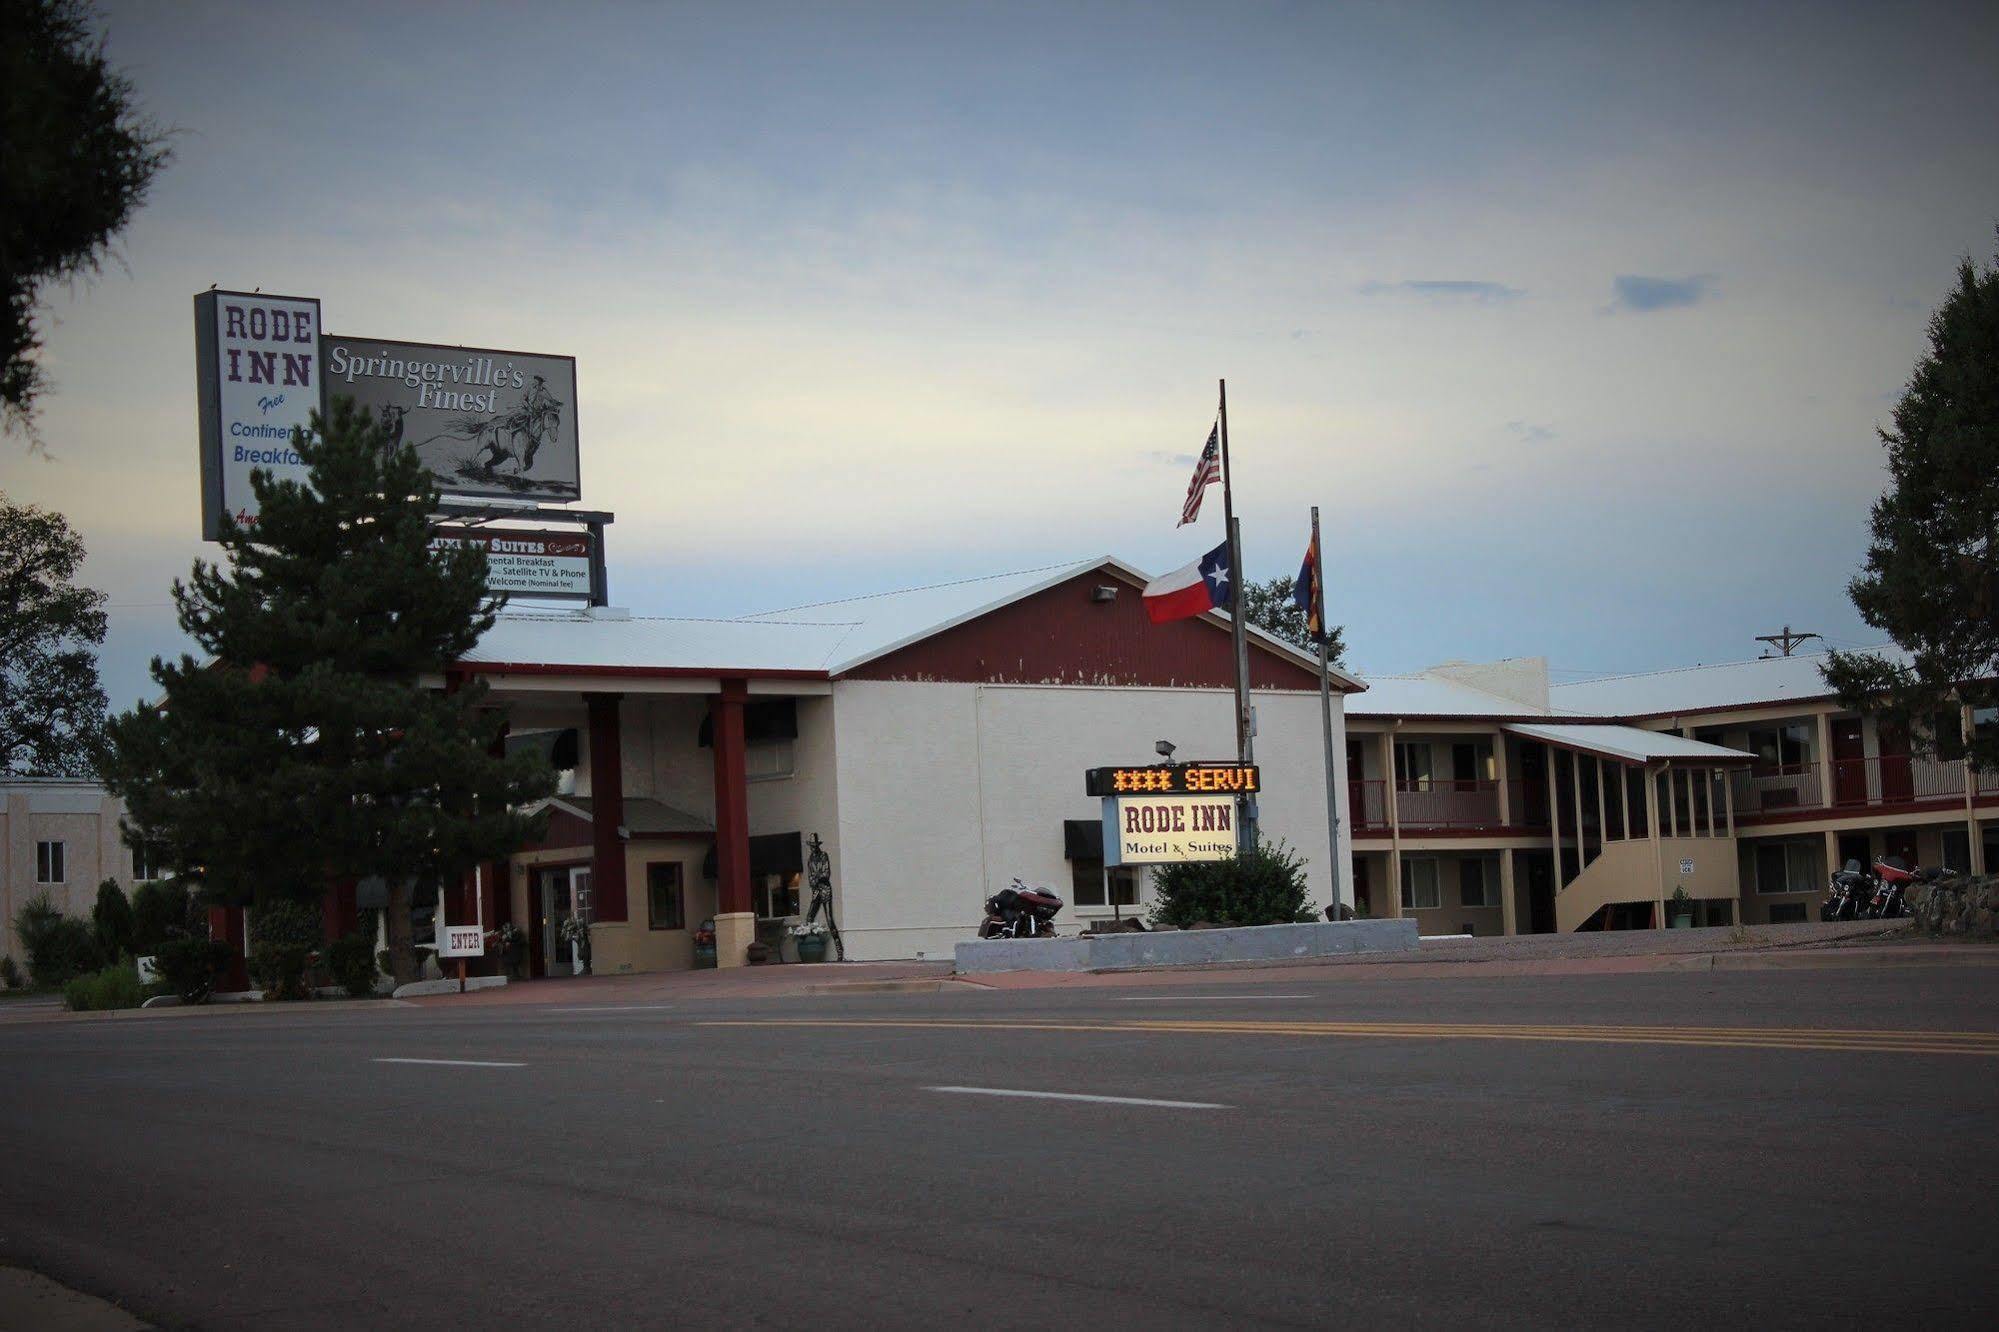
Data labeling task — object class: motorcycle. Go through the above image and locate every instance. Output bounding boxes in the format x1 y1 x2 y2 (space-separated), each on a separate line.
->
1864 858 1956 919
1822 860 1873 922
979 880 1064 939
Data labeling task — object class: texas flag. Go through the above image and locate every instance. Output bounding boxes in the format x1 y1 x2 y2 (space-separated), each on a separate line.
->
1142 540 1234 624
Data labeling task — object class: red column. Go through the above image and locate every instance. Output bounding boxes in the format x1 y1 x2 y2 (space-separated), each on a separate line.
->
711 680 751 916
208 904 248 992
587 692 628 921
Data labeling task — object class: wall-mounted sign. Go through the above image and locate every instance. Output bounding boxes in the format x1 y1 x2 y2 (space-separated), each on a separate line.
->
431 527 593 600
437 925 486 957
1086 763 1260 797
1679 858 1695 875
194 290 323 539
322 335 579 504
1102 795 1239 866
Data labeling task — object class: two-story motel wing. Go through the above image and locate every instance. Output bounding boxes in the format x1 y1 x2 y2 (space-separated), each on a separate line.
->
1346 651 1998 935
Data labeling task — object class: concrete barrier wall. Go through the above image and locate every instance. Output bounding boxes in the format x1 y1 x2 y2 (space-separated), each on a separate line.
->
955 919 1418 975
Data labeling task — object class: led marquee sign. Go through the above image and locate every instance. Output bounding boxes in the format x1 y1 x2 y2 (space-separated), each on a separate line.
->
1085 763 1260 797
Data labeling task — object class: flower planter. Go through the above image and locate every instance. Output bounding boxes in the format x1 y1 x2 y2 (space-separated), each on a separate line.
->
796 935 829 963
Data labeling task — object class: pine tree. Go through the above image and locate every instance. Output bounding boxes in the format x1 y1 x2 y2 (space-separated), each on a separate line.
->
1824 235 1999 771
102 399 554 981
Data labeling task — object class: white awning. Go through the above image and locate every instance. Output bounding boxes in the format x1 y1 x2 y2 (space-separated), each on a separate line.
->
1503 723 1756 766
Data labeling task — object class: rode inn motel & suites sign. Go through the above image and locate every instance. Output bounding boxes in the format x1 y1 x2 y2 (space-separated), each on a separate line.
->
1087 763 1260 866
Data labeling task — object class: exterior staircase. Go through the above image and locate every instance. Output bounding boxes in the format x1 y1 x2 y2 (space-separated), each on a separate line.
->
1555 836 1740 932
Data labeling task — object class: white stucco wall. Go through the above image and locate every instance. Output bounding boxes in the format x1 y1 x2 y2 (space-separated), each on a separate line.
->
828 681 1351 961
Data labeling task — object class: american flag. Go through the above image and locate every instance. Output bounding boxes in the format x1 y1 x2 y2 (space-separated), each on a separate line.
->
1178 424 1221 526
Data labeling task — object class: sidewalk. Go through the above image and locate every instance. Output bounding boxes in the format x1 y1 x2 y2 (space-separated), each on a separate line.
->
400 960 957 1006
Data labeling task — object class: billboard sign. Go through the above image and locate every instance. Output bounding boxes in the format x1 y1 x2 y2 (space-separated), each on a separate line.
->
431 527 594 600
1102 794 1239 866
194 290 322 539
322 335 580 504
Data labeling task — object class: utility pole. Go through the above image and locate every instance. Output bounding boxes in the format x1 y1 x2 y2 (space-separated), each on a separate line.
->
1755 626 1821 658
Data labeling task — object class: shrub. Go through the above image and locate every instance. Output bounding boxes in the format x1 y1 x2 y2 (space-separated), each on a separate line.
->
247 897 324 1000
93 880 135 959
64 962 149 1011
326 934 381 998
0 956 22 989
131 879 196 956
1148 840 1316 929
154 936 230 1003
15 892 104 988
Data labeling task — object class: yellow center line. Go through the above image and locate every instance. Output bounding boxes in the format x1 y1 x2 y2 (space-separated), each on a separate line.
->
694 1018 1999 1056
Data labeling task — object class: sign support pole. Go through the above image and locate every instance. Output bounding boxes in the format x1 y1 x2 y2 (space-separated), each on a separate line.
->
1311 505 1343 917
1217 379 1256 849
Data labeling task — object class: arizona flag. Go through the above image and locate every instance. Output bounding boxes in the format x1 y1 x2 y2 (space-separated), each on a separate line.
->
1293 526 1326 643
1142 541 1233 624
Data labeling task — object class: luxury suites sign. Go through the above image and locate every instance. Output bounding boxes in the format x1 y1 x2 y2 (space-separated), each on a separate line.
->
430 527 594 600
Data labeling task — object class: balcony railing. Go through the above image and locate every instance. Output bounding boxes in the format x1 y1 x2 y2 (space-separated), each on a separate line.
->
1733 755 1969 819
1348 779 1509 831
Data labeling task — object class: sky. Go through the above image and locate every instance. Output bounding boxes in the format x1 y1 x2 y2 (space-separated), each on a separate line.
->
6 0 1998 709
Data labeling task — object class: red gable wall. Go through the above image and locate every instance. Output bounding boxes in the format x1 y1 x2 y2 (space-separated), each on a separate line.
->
845 568 1323 689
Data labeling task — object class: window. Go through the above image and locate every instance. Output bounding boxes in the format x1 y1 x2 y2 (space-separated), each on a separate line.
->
755 871 801 920
745 740 794 781
1747 724 1811 769
1457 858 1499 908
35 841 65 884
647 862 685 930
131 840 163 882
1754 842 1816 894
1400 858 1440 910
1941 828 1970 874
1070 859 1140 908
1395 743 1433 791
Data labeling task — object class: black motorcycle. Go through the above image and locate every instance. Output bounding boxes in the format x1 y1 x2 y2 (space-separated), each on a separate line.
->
1822 861 1874 922
979 880 1064 939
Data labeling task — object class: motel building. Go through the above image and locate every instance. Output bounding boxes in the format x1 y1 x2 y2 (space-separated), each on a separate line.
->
406 556 1364 975
1344 651 1999 936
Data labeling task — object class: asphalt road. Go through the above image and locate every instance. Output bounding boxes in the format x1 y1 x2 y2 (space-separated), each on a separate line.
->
2 965 1996 1329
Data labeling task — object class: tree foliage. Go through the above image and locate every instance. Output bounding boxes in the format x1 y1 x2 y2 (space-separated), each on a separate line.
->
1824 235 1999 771
0 491 107 774
90 877 131 958
101 398 555 982
1241 574 1346 667
2 0 171 436
1148 841 1316 928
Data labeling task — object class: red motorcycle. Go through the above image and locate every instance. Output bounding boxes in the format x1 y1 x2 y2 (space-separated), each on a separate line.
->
979 880 1064 938
1866 858 1955 919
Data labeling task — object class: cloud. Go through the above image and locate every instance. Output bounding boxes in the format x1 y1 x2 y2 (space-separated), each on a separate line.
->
1609 274 1714 312
1359 279 1524 304
1143 450 1199 467
1505 420 1556 443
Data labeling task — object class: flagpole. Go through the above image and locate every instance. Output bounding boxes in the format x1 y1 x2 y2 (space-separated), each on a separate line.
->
1312 505 1343 917
1217 379 1256 847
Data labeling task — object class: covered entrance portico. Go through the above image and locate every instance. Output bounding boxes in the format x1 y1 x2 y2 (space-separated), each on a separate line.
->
444 624 839 973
